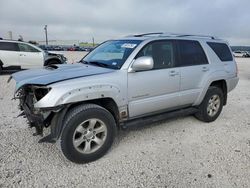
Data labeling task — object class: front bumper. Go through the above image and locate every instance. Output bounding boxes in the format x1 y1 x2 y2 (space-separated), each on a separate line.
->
20 99 45 135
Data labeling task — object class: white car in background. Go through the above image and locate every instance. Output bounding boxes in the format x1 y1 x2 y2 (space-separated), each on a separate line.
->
233 51 250 57
0 40 67 72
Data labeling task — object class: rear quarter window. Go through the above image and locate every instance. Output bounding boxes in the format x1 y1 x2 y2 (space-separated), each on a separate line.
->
207 42 233 61
0 42 19 51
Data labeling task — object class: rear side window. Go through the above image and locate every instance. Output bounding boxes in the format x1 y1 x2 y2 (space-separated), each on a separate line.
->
207 42 233 61
177 40 208 67
0 42 19 51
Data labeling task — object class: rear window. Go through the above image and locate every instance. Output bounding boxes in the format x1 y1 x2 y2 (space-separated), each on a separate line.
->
207 42 233 61
177 40 208 67
0 42 19 51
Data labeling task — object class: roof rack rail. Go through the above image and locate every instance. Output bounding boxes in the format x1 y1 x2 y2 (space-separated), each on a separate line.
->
177 34 216 40
127 32 164 37
126 32 218 40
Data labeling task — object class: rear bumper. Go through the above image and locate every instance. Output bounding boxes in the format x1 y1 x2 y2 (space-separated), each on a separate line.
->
226 76 239 92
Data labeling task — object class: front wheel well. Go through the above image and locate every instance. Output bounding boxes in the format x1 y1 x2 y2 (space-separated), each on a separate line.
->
210 80 227 105
45 58 61 66
41 98 120 143
67 98 120 125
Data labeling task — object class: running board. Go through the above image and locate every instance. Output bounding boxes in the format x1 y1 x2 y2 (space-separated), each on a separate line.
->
121 107 198 129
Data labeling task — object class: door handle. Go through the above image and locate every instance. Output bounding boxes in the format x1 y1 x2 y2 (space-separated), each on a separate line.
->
202 67 209 72
19 54 26 56
169 70 179 76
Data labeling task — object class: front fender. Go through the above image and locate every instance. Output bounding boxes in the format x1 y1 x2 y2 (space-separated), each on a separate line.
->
34 84 122 108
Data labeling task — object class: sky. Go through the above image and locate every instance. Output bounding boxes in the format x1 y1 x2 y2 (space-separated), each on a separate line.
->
0 0 250 45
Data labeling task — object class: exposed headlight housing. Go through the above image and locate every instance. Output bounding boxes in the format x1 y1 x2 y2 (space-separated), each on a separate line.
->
32 86 51 101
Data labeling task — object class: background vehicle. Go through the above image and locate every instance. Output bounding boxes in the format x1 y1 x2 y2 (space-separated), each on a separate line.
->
11 33 239 163
0 40 67 72
233 51 250 57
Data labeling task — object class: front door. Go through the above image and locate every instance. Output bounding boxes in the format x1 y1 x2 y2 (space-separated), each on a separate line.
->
0 42 20 67
17 43 44 69
128 40 181 118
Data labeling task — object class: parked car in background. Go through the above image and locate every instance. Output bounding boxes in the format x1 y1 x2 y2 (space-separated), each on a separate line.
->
52 46 63 51
83 47 95 52
0 40 67 72
39 45 63 51
11 33 238 163
233 51 250 57
67 46 76 51
243 51 250 57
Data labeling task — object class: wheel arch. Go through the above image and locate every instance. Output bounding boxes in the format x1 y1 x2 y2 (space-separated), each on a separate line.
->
40 98 120 143
44 57 61 66
195 78 228 106
67 98 120 124
209 80 227 105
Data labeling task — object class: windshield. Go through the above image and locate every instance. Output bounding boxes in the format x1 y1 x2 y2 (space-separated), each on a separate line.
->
81 40 142 69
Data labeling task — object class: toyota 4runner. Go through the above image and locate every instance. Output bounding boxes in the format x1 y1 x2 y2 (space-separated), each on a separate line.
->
10 33 239 163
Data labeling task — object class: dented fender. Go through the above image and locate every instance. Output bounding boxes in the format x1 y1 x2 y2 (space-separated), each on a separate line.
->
34 84 122 108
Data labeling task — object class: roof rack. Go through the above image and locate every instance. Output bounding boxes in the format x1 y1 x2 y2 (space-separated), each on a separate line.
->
127 32 164 37
126 32 217 40
176 34 216 40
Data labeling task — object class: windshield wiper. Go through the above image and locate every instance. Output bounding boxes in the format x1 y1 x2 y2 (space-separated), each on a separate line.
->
88 61 108 68
80 59 115 69
80 60 108 68
79 59 88 64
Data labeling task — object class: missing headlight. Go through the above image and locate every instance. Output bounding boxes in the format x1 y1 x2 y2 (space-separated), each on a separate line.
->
33 86 51 101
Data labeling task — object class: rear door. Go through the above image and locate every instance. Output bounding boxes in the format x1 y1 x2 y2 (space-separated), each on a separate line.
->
176 40 210 106
17 43 44 69
0 42 20 67
128 40 181 118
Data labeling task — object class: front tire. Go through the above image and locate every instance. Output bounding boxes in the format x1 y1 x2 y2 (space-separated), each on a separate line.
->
60 104 116 163
195 86 224 122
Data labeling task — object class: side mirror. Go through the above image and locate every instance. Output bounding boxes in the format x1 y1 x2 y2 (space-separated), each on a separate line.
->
129 56 154 72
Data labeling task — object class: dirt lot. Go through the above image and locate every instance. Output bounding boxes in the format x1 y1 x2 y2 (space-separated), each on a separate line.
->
0 56 249 187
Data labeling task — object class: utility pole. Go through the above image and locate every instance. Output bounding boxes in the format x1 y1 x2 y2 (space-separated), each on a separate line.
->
44 25 48 45
7 31 13 40
92 37 95 47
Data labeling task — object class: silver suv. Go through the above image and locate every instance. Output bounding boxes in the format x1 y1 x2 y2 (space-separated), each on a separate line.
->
10 33 239 163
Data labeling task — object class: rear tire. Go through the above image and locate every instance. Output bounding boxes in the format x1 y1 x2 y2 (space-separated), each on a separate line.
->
60 104 116 163
195 86 224 122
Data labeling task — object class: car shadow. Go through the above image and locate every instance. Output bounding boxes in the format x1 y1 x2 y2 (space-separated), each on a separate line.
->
112 114 194 149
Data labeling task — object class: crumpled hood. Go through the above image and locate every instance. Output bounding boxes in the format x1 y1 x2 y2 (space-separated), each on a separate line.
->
10 63 115 91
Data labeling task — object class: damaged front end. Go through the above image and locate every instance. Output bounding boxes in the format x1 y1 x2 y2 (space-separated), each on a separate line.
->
15 85 66 143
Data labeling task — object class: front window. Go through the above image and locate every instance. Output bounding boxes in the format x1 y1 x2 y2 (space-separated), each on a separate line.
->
136 40 175 69
18 43 40 52
82 40 142 69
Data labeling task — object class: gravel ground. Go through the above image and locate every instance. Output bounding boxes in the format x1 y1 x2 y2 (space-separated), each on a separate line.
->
0 56 249 188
